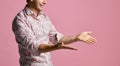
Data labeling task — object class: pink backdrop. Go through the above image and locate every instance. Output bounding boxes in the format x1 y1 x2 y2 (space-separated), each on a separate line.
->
0 0 120 66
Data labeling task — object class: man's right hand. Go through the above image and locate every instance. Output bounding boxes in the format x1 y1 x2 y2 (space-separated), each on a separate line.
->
56 42 78 50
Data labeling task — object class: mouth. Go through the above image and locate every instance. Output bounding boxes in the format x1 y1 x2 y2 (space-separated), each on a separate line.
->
40 3 44 6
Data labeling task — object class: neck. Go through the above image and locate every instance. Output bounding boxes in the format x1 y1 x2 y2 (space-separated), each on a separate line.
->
26 4 41 17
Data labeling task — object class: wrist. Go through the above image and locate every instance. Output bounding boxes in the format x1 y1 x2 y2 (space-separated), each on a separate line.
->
54 43 62 49
74 35 79 41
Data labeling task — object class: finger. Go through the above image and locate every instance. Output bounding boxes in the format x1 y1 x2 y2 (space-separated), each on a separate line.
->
65 46 78 50
85 40 92 44
88 39 95 44
88 38 96 44
62 45 78 50
92 38 96 43
86 32 92 35
62 42 65 45
83 38 96 44
89 37 96 43
61 42 77 50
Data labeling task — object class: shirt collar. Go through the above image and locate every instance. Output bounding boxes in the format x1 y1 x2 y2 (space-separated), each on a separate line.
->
24 6 44 16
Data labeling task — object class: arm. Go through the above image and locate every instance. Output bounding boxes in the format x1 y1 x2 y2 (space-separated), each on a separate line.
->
60 32 96 45
59 36 78 44
12 16 77 54
37 16 96 53
38 31 96 53
38 43 77 53
38 44 58 53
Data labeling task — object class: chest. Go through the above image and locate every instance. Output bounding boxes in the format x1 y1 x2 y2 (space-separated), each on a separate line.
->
26 16 51 37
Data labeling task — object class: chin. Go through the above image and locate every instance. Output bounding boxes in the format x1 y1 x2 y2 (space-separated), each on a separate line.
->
38 6 43 11
36 8 42 11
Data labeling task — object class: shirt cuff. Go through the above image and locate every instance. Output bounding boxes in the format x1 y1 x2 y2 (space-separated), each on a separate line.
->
54 32 64 44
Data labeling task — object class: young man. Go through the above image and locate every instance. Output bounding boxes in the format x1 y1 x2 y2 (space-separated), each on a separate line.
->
12 0 96 66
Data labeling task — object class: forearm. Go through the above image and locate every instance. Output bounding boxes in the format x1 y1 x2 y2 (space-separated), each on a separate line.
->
60 35 78 45
38 35 80 53
38 44 60 53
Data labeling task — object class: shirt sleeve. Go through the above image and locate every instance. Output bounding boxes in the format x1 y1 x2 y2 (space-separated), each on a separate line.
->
12 16 40 54
47 17 64 44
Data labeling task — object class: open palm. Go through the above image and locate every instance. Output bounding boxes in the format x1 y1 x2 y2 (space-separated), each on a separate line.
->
76 32 96 44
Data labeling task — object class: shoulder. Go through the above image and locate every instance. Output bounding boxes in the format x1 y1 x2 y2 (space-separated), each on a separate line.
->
12 10 26 31
16 9 26 20
13 8 27 23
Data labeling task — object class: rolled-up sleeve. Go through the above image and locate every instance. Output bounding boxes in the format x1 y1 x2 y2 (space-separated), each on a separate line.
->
48 21 64 44
12 16 39 54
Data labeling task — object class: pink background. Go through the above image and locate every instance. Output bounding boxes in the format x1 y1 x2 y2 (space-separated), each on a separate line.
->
0 0 120 66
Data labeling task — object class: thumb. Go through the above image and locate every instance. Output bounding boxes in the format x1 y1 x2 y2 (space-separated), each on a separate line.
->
62 45 78 50
61 42 78 50
86 31 92 35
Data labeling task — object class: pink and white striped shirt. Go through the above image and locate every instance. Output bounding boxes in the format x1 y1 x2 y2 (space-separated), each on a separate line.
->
12 6 63 66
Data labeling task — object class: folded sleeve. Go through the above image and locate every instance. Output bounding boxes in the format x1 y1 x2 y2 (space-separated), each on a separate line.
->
48 19 64 44
12 16 40 54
